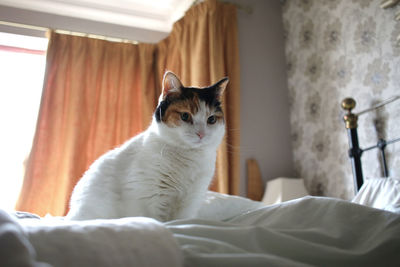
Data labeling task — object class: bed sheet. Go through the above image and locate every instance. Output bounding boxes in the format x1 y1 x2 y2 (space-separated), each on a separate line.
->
1 193 400 267
352 177 400 213
1 210 183 267
168 195 400 267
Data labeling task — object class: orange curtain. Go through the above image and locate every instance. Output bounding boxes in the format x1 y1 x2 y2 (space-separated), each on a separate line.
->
16 0 240 216
16 33 158 216
156 0 241 195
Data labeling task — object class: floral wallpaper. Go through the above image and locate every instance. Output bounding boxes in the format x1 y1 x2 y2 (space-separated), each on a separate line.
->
282 0 400 199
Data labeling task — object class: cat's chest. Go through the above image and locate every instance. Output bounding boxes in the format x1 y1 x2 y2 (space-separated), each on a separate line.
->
144 147 207 179
128 143 213 188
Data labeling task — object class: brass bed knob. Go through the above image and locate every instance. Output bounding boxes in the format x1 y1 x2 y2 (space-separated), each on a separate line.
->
341 98 356 111
341 98 358 129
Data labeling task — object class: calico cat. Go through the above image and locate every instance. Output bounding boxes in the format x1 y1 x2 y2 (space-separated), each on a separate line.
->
66 71 228 221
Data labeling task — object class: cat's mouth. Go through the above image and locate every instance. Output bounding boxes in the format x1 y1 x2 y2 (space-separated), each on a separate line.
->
181 133 209 148
194 138 203 145
192 136 206 146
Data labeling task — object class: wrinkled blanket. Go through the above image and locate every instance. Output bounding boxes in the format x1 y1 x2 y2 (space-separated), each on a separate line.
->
1 192 400 267
170 195 400 267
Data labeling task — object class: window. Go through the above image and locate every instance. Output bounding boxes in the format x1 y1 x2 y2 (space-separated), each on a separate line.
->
0 32 48 210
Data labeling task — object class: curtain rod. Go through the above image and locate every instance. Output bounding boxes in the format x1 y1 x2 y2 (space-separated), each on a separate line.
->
0 20 139 44
0 20 48 32
54 29 139 44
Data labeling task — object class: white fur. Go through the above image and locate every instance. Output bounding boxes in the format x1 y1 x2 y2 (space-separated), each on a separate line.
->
67 101 225 222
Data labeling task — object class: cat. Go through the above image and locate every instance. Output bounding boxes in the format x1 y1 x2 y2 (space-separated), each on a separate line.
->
66 71 228 221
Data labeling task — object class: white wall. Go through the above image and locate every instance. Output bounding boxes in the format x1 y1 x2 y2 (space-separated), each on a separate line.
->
233 0 294 195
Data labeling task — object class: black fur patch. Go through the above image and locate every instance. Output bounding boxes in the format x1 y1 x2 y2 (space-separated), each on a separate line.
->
155 98 170 122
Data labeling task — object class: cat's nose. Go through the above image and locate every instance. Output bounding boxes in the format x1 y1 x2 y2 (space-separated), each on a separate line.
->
196 131 205 139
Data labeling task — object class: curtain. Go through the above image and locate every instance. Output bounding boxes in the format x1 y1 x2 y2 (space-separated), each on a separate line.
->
16 33 158 216
16 0 240 216
156 0 240 194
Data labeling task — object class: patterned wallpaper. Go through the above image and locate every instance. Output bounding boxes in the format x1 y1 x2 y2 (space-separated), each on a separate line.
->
282 0 400 199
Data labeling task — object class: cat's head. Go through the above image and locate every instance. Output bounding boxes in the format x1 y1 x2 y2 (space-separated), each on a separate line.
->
154 71 228 149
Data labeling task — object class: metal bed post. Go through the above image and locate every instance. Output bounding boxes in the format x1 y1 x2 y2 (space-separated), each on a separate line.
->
377 139 389 177
341 98 363 193
342 95 400 194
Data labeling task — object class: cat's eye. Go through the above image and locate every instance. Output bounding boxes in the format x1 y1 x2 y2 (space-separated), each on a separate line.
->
207 115 217 124
180 112 191 122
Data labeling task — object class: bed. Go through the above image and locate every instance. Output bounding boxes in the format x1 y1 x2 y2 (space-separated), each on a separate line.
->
1 97 400 267
341 96 400 192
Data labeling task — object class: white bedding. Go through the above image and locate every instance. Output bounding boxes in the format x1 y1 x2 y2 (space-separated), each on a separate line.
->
1 192 400 267
170 195 400 267
352 177 400 213
1 211 183 267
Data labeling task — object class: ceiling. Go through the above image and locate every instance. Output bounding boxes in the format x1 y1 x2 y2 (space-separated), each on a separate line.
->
0 0 195 33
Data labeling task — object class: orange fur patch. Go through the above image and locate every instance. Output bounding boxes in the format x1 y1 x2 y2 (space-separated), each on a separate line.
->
163 97 200 126
213 112 224 123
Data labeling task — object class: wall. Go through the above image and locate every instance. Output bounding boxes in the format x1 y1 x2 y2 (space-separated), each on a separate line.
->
282 0 400 199
230 0 295 195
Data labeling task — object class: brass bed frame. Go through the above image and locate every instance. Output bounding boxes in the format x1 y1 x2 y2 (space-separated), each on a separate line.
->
342 96 400 193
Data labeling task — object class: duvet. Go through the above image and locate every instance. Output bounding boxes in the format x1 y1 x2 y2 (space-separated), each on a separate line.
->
1 192 399 267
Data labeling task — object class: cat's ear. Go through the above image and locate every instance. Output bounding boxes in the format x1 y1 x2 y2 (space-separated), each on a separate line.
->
213 77 229 100
162 71 183 98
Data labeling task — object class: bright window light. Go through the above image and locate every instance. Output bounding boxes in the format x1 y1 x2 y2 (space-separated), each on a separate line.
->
0 32 48 211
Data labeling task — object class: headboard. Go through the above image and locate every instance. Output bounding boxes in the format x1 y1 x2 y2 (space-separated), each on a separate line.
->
341 96 400 193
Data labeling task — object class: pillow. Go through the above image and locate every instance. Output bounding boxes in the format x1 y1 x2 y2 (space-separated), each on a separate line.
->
352 177 400 213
